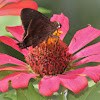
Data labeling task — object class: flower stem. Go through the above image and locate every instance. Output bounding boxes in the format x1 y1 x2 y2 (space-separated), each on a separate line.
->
62 87 67 100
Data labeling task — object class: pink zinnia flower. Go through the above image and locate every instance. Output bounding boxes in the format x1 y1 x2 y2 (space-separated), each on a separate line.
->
0 13 100 96
0 0 37 16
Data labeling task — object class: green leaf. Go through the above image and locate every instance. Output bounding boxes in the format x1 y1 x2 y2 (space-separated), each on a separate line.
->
5 94 17 100
38 7 51 14
53 94 63 100
0 89 16 100
0 71 15 79
68 81 100 100
0 92 11 100
16 82 46 100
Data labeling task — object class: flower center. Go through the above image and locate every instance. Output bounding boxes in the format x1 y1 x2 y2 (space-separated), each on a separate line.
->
25 31 72 76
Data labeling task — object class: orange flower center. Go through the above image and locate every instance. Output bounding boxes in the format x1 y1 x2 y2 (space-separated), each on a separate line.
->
25 31 72 76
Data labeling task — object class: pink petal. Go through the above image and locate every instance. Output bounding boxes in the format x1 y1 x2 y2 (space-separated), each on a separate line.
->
39 76 60 96
0 53 26 66
73 54 100 66
0 72 39 92
6 26 24 41
11 73 39 89
0 36 27 55
66 65 100 83
0 66 29 71
0 0 20 8
0 0 3 3
0 1 38 16
50 13 69 40
69 25 100 54
72 42 100 61
58 74 88 94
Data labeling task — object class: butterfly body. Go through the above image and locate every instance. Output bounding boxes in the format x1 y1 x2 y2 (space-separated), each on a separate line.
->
17 8 61 49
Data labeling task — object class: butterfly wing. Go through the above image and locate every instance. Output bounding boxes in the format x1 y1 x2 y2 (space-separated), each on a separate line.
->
17 8 59 49
20 8 49 38
18 17 57 49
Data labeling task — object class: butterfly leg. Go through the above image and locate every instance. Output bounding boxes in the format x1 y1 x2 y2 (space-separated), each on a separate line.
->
51 35 59 49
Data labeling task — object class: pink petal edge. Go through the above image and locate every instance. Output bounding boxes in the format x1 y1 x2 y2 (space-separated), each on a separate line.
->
50 13 69 40
58 74 88 94
6 26 24 41
66 65 100 83
0 0 20 8
0 72 39 92
0 66 29 71
73 54 100 66
0 53 26 66
72 42 100 61
0 1 38 16
0 36 27 55
39 76 60 96
69 25 100 54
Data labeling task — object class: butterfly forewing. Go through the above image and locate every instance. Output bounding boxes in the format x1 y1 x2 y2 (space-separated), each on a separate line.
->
21 8 49 37
24 17 58 48
17 8 60 49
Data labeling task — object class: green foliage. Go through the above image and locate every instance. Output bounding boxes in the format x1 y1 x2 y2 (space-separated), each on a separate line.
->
68 80 100 100
16 82 46 100
0 92 11 100
0 89 16 100
5 94 17 100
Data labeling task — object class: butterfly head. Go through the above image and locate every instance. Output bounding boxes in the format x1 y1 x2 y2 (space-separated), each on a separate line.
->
53 21 61 29
56 21 62 29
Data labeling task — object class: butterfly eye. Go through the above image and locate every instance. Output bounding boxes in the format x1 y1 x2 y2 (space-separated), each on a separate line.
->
57 22 62 29
59 23 62 28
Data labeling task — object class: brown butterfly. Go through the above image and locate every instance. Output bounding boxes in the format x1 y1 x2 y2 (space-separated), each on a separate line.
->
17 8 61 49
